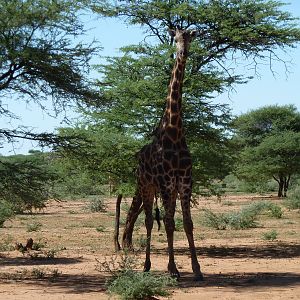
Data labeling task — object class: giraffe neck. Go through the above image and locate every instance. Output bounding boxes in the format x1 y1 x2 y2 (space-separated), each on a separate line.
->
160 52 187 143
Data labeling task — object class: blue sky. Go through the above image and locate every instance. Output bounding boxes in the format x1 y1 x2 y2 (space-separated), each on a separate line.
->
1 0 300 155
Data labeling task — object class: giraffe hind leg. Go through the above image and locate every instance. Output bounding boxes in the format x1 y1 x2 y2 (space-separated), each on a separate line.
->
122 193 143 250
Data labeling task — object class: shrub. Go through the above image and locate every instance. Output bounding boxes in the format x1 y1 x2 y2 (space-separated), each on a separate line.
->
88 197 106 212
96 225 105 232
0 235 14 251
285 187 300 209
97 250 176 300
262 230 278 241
27 221 42 232
107 270 176 300
202 209 227 230
203 201 283 230
226 210 257 229
0 201 15 227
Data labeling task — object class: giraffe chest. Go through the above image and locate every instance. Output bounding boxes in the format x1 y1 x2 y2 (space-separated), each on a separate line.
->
137 138 192 186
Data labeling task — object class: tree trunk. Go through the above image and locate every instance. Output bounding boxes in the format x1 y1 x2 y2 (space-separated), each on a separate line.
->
277 177 284 197
283 175 291 197
114 194 122 252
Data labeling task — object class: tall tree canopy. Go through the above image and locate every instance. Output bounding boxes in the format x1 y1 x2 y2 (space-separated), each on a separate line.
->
232 105 300 197
0 0 100 148
76 0 300 192
93 0 300 81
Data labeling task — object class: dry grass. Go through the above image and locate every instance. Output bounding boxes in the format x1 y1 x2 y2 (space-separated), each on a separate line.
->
0 195 299 300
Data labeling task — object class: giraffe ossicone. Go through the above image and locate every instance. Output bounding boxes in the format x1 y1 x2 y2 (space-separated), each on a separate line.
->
122 28 203 281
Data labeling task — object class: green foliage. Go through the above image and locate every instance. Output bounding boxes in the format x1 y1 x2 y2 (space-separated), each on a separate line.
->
174 217 184 232
226 209 258 230
0 200 14 227
88 197 106 212
262 230 278 241
285 187 300 209
233 105 300 197
0 152 58 212
0 0 99 119
31 268 46 279
27 221 42 232
98 250 176 300
0 235 14 251
202 209 227 230
107 270 176 300
223 174 277 194
136 235 148 249
203 201 282 230
96 226 105 232
56 125 143 196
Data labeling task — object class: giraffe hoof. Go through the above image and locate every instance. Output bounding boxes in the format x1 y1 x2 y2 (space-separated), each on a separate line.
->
169 270 180 280
194 273 204 281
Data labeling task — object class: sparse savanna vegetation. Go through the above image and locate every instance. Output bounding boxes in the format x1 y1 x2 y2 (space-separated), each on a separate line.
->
0 194 299 299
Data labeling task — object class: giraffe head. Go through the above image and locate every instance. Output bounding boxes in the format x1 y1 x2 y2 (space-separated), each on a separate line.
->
169 28 198 56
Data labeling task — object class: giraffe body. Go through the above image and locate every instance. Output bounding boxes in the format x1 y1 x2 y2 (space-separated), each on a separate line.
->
122 29 203 280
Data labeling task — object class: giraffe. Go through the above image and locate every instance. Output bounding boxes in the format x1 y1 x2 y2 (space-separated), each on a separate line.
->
122 28 203 281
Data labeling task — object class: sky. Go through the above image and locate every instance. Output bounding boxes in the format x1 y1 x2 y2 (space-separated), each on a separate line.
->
1 0 300 155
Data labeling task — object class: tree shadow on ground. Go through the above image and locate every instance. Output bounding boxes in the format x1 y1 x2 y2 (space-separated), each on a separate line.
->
1 243 299 295
0 273 107 294
152 242 300 259
0 255 83 267
177 271 300 289
1 270 299 295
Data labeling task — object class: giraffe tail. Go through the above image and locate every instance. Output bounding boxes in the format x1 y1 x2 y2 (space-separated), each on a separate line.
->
114 194 122 252
155 193 161 231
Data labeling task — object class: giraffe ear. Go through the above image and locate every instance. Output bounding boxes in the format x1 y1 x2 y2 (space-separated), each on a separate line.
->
168 29 176 37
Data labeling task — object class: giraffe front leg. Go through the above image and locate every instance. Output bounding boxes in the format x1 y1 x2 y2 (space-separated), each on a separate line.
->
143 196 154 272
180 187 203 281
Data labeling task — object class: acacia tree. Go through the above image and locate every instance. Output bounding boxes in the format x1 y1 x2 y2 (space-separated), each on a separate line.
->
56 124 144 196
0 0 101 214
0 0 100 149
82 0 300 192
232 105 300 197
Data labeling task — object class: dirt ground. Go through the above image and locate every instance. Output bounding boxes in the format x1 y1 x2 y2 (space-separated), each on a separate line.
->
0 194 299 300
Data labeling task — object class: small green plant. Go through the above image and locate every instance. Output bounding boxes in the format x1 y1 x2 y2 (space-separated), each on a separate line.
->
202 209 227 230
267 203 283 218
88 197 106 212
27 221 42 232
50 268 61 280
108 270 176 300
96 225 105 232
174 217 184 231
0 235 14 251
32 240 45 251
222 200 234 206
136 235 148 249
31 268 46 278
45 249 57 258
262 230 278 241
97 250 176 300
